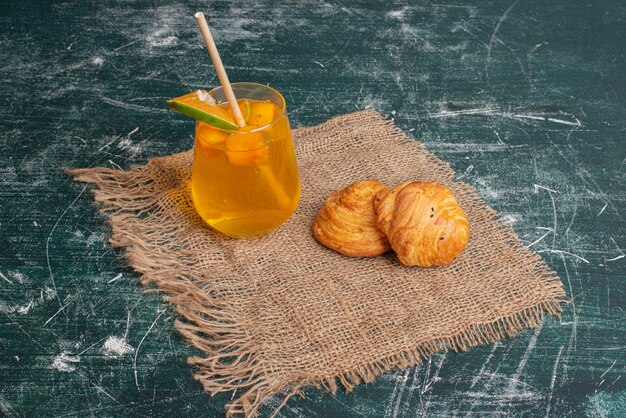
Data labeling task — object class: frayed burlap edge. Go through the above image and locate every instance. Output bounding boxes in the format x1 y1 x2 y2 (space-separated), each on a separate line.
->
67 109 567 417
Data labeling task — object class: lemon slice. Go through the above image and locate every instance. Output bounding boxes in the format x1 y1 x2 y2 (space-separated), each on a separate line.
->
166 90 239 130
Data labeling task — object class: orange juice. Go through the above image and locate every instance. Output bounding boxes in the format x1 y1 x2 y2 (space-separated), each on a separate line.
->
191 83 300 237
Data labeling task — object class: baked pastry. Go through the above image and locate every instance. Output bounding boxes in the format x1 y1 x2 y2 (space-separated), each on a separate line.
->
374 182 469 266
313 180 391 257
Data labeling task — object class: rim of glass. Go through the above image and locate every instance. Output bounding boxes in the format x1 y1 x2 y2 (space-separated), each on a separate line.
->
207 82 286 134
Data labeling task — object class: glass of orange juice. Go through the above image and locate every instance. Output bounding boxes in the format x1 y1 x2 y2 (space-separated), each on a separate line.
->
191 82 301 237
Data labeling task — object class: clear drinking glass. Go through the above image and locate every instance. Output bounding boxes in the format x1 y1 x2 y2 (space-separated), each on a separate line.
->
191 82 301 237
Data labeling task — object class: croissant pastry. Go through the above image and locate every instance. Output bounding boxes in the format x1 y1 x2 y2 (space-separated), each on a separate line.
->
313 180 391 257
374 182 469 266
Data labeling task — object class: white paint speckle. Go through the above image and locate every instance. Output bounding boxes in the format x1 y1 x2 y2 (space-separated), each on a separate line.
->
456 164 475 180
359 94 387 111
15 300 34 315
399 24 436 51
116 137 143 156
51 352 80 372
108 273 124 284
102 336 134 356
149 34 177 47
0 300 35 315
0 394 16 416
146 11 180 48
387 6 410 20
91 56 104 66
0 271 12 284
475 178 500 199
214 17 258 42
44 287 57 301
502 214 519 225
8 270 26 284
85 232 107 246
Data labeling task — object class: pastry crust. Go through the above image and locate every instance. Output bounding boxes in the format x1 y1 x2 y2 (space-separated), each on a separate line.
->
313 180 391 257
374 182 469 266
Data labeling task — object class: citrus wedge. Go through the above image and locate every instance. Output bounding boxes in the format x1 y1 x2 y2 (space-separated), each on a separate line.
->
238 99 252 124
167 90 239 130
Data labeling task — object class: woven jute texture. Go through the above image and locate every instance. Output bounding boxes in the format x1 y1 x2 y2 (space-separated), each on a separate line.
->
68 109 566 417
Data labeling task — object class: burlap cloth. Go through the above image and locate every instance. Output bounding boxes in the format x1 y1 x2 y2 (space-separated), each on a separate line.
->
68 110 566 417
